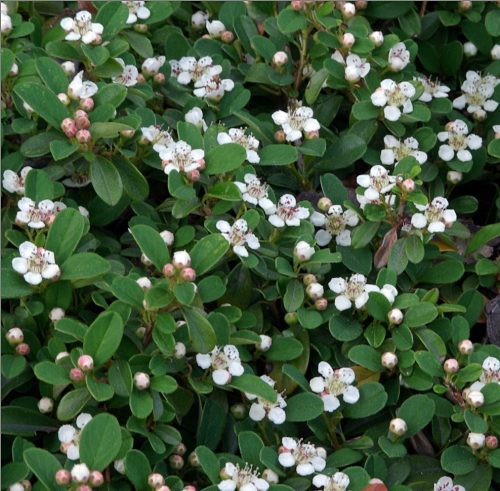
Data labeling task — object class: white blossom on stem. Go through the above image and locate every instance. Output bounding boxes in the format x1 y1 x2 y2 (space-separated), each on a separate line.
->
112 58 139 87
58 413 92 460
218 463 269 491
216 219 260 257
310 205 359 247
415 76 450 102
206 20 226 39
328 274 379 311
185 107 208 131
158 140 205 175
411 197 457 233
380 135 427 166
1 2 12 34
234 174 275 213
68 71 98 100
122 1 150 24
272 103 320 142
12 242 60 286
312 472 350 491
60 11 103 44
141 125 173 152
267 194 309 227
433 476 465 491
217 128 260 164
278 437 326 476
246 375 287 425
2 167 32 194
371 79 415 121
142 56 166 76
356 165 397 208
388 42 410 71
470 356 500 391
15 198 55 229
438 120 482 162
195 345 244 385
452 71 499 117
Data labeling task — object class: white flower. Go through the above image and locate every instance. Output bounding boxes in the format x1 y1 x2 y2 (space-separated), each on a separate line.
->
218 462 269 491
196 345 244 385
60 10 103 44
388 42 410 71
415 76 450 102
216 219 260 257
71 463 90 483
434 476 465 491
58 413 92 460
158 140 205 175
464 42 477 57
206 19 226 38
142 56 166 76
141 125 173 152
310 205 359 247
246 375 287 425
306 282 324 300
192 11 209 28
68 71 98 100
272 103 320 142
329 274 379 311
380 135 427 166
452 71 499 117
294 241 315 262
185 107 208 131
193 77 234 101
234 174 275 213
49 307 65 321
1 2 12 33
217 128 260 163
309 362 360 412
371 79 415 121
267 194 310 228
2 167 32 194
356 165 397 208
122 1 150 24
175 56 220 85
160 230 174 246
344 53 370 82
278 437 326 476
470 356 500 392
312 472 350 491
437 120 482 162
467 432 485 450
12 242 60 286
411 197 457 233
112 58 139 87
8 484 24 491
15 198 54 229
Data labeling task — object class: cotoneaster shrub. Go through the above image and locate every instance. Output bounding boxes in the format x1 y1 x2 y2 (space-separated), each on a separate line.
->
1 1 500 491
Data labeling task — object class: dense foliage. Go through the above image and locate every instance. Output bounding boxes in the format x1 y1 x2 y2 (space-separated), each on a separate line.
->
1 1 500 491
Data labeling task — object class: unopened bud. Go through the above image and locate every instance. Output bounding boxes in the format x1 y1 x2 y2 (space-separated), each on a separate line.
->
473 109 487 121
137 73 146 84
274 130 286 143
141 254 153 266
92 34 102 45
306 282 324 300
153 73 165 84
49 307 65 321
21 480 32 491
443 358 459 374
134 23 148 33
381 352 398 369
136 277 151 290
61 118 77 138
16 343 30 356
388 308 403 325
158 487 171 491
76 129 91 144
459 339 474 355
75 116 90 130
303 274 317 286
55 469 71 486
304 129 319 140
37 397 54 414
294 241 315 262
221 30 234 43
401 178 415 193
174 342 186 358
458 0 472 11
467 432 485 450
256 334 272 351
134 372 150 390
169 454 184 470
71 463 90 483
491 44 500 61
70 368 85 382
486 435 498 449
78 355 94 372
135 326 146 339
463 42 477 58
447 171 462 184
180 267 196 282
186 169 201 182
389 417 407 436
355 0 367 9
317 197 332 212
5 327 24 346
291 0 303 11
88 471 104 487
315 298 328 311
272 51 288 66
79 98 94 112
467 390 484 407
341 2 356 18
148 473 165 488
61 61 76 76
230 403 247 420
163 263 176 277
174 443 187 455
369 31 384 47
188 451 200 467
262 469 279 484
173 251 191 269
58 93 70 105
284 312 298 324
342 33 355 48
120 129 135 138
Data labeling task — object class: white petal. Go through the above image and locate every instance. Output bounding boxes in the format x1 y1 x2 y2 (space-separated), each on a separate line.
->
315 229 332 247
343 385 360 404
212 369 231 385
249 403 266 421
309 377 325 393
278 452 295 467
24 272 42 285
196 353 211 369
12 258 28 274
438 145 454 161
318 361 333 377
384 105 401 121
58 424 76 443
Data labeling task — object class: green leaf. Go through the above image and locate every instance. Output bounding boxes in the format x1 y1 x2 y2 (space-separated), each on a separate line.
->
196 446 220 484
80 413 122 470
405 302 438 327
14 82 70 127
34 361 70 385
86 376 114 402
419 259 465 284
123 30 153 58
318 134 367 170
83 311 124 365
283 280 304 312
182 307 217 353
207 182 242 201
259 145 298 166
111 276 144 309
229 375 277 403
82 44 110 66
94 84 128 107
466 223 500 254
348 345 383 371
285 392 324 422
49 140 79 161
35 56 68 94
205 143 247 174
277 8 308 33
130 389 153 418
56 389 92 421
197 399 226 450
399 395 435 437
343 382 387 418
130 224 170 271
190 234 230 275
91 122 133 139
1 48 15 81
1 267 35 299
352 101 380 120
24 169 54 201
1 407 58 436
329 315 363 342
95 1 129 37
23 448 65 491
405 234 424 264
115 156 149 201
124 450 151 491
320 173 348 204
485 9 500 37
151 375 178 394
108 359 133 397
90 156 123 206
352 222 380 249
61 253 111 281
441 446 477 475
239 431 264 468
266 336 303 361
46 208 86 264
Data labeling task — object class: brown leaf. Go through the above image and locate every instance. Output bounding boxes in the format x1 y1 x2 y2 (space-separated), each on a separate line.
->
374 226 398 269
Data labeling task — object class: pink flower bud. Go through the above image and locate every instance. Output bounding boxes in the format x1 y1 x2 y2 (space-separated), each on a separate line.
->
369 31 384 47
355 0 367 9
389 417 407 436
180 267 196 282
158 487 171 491
443 358 459 374
136 73 146 84
467 390 484 408
458 0 472 11
93 34 102 45
317 197 332 212
70 368 85 382
467 432 485 450
447 171 463 184
291 0 303 11
148 473 165 488
55 469 71 486
186 169 201 182
163 263 176 277
342 33 355 48
37 397 54 413
304 129 319 140
486 435 498 449
15 343 30 356
75 115 90 130
88 471 104 487
315 298 328 311
401 178 415 193
61 118 77 138
78 355 94 372
79 98 94 112
169 454 184 470
134 371 150 390
76 129 92 144
153 73 166 84
58 93 70 105
381 352 398 369
173 251 191 269
174 443 187 456
274 130 286 143
459 339 474 355
5 327 24 346
21 480 32 491
221 31 234 43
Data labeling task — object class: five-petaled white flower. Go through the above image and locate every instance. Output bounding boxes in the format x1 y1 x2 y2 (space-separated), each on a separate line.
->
433 476 465 491
112 58 139 87
381 135 427 166
217 128 260 163
218 462 270 491
158 140 205 175
272 103 320 142
312 472 350 491
278 437 326 476
2 167 32 194
141 125 173 152
411 196 457 233
388 42 410 71
415 76 450 102
193 76 235 101
246 375 287 425
470 356 500 392
216 219 260 257
453 71 499 117
331 51 370 83
267 194 310 228
122 1 150 24
371 79 416 121
309 362 360 411
12 242 60 286
310 205 359 247
60 10 103 44
142 56 166 76
356 165 397 208
68 71 98 100
234 174 275 213
57 413 92 460
174 56 221 85
16 198 54 229
196 345 244 385
328 274 379 311
437 120 482 162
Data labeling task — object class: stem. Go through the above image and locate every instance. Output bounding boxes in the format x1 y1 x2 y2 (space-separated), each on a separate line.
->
322 413 341 449
419 1 428 17
294 27 312 92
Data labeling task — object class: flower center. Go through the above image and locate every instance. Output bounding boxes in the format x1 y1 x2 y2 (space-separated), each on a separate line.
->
448 133 466 150
371 174 391 192
345 279 365 299
277 203 298 220
325 213 345 234
246 180 267 199
325 375 348 396
27 252 47 274
293 442 317 464
387 88 407 107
